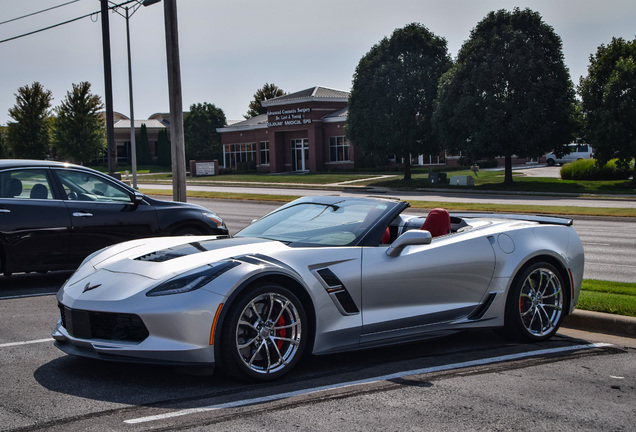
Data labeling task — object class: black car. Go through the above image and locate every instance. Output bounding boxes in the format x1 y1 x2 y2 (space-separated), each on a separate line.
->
0 160 228 276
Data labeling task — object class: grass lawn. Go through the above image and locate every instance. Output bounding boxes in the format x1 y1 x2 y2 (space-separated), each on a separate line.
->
577 280 636 317
92 164 635 195
371 169 636 195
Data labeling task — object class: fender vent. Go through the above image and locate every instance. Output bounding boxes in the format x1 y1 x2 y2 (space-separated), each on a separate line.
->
468 293 497 320
316 268 359 314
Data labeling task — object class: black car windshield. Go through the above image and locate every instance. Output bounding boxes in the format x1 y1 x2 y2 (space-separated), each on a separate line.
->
235 198 393 246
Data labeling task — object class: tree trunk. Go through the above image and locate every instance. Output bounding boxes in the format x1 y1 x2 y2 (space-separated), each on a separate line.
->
632 156 636 186
403 155 412 181
504 154 513 184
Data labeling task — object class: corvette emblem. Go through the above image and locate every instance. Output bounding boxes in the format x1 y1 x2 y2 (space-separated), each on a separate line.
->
83 282 102 293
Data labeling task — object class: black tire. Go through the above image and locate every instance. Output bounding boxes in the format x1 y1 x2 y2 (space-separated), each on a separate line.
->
546 159 556 166
220 283 307 381
503 262 566 342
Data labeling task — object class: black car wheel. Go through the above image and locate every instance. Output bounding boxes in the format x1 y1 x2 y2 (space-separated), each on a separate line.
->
546 159 556 166
221 284 307 381
504 262 565 342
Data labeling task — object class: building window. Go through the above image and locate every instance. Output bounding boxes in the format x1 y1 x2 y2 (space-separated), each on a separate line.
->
224 143 256 169
259 141 269 165
329 136 350 162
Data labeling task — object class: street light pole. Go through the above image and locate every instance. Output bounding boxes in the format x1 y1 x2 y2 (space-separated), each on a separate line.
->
124 5 138 188
111 0 160 189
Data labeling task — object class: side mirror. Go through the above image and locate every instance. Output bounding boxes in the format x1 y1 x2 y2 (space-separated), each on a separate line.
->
130 191 144 208
386 230 432 257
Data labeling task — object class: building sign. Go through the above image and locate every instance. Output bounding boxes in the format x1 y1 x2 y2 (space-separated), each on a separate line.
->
190 160 218 177
267 107 312 127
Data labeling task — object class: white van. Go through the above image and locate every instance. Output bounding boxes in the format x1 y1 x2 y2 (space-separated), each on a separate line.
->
545 143 594 166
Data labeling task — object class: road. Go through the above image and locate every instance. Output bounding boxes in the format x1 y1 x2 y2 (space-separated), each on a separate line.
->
0 292 634 431
187 198 636 283
139 180 636 209
0 198 633 297
1 194 634 431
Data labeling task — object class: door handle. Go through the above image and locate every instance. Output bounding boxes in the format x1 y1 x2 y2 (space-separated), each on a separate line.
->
0 208 10 213
72 212 93 218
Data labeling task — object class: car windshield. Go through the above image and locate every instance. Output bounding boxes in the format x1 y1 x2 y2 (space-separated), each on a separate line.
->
235 198 392 246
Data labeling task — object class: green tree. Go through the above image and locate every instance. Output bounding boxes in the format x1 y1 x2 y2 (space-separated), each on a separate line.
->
52 82 105 164
347 23 451 180
579 37 636 183
136 123 152 165
7 82 52 159
184 102 226 161
156 128 171 166
244 83 286 119
0 125 8 158
434 8 575 184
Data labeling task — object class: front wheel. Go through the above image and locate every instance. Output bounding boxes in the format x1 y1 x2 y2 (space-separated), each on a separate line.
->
504 262 566 342
220 284 307 381
546 159 556 166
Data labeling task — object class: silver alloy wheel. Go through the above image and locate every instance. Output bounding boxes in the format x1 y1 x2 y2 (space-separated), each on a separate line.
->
234 292 303 375
518 267 564 337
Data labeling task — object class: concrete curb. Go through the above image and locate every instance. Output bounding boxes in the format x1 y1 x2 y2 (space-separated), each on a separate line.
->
562 309 636 338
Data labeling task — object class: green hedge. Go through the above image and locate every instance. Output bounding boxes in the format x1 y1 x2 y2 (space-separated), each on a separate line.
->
560 159 632 181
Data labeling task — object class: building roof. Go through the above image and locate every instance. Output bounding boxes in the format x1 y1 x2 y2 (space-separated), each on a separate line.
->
114 119 167 129
216 114 268 133
262 86 349 107
323 107 348 123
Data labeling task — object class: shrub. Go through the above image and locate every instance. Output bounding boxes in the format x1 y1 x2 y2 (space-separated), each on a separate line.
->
560 159 632 180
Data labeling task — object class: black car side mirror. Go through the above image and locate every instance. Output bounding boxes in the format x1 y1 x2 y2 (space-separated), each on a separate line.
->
131 191 144 208
386 230 432 257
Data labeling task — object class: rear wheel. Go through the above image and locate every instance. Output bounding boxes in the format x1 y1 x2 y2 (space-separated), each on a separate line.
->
221 284 307 381
504 262 565 342
546 158 556 166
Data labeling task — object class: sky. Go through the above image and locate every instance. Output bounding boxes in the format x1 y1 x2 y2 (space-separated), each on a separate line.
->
1 0 635 126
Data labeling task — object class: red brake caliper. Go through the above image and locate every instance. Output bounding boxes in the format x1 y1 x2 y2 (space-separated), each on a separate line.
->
276 315 286 350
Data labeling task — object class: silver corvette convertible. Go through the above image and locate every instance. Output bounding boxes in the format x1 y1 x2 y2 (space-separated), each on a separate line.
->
53 196 584 381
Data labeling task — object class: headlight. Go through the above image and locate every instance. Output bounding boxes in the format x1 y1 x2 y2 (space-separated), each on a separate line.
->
146 260 240 297
202 212 226 229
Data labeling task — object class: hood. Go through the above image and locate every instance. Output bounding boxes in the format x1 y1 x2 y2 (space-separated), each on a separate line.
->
71 236 285 283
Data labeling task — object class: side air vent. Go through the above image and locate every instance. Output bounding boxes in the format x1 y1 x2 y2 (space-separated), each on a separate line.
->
316 268 343 292
468 293 497 320
316 268 359 315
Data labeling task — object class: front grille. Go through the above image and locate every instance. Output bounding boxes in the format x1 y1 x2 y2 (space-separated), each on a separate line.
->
58 303 149 342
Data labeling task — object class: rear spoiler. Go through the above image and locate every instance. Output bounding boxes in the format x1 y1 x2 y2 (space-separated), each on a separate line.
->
449 212 574 227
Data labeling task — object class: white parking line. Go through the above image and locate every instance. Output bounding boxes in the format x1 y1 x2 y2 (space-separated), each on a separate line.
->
125 342 612 425
0 338 51 348
0 292 55 300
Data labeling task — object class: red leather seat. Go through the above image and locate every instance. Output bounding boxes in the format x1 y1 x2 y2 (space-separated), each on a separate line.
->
420 208 451 237
381 227 391 244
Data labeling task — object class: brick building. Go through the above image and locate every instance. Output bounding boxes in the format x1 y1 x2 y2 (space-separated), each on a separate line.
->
217 86 353 173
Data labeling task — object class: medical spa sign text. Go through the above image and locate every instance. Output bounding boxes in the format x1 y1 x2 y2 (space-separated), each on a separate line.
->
267 108 312 127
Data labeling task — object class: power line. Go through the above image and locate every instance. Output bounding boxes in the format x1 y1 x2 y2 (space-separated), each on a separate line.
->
0 0 81 26
0 0 141 45
0 11 97 44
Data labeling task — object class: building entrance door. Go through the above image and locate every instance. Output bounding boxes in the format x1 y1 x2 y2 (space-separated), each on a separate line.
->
291 138 309 172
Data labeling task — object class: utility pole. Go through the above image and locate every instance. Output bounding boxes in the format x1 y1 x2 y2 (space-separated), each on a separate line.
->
124 6 137 188
163 0 187 202
99 0 117 175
